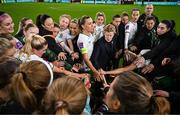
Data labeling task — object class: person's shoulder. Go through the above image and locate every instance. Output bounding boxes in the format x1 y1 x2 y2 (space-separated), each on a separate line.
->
130 21 136 26
79 33 87 37
125 22 131 30
30 54 42 61
96 37 104 44
61 28 69 34
166 31 177 40
64 29 70 37
44 35 54 39
78 33 89 40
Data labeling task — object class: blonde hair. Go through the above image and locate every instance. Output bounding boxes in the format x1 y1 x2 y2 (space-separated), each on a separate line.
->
11 61 51 112
41 77 87 114
19 34 47 57
95 12 106 24
0 38 14 57
103 24 116 34
0 12 10 25
59 14 71 24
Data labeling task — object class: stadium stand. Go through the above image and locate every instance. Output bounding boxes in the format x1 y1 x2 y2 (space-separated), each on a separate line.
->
1 0 179 5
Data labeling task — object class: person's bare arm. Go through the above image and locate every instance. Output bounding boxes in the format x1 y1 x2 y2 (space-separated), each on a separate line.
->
67 39 74 51
105 64 137 75
83 53 102 81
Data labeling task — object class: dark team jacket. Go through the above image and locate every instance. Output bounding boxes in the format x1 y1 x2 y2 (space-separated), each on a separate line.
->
44 35 63 56
142 31 176 61
151 34 179 67
133 26 158 52
90 36 116 70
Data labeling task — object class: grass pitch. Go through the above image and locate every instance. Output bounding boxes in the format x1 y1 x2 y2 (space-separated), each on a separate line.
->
0 3 180 34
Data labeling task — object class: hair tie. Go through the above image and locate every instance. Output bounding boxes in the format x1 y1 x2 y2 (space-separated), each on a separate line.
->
55 100 68 110
149 96 156 114
150 96 156 103
20 71 27 80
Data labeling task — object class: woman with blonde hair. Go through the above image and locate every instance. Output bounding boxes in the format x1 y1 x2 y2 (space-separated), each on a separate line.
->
0 37 16 57
41 77 88 114
0 11 23 49
14 17 33 44
94 12 106 40
16 34 88 78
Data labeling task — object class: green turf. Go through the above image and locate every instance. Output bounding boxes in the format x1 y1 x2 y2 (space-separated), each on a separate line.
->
0 3 180 34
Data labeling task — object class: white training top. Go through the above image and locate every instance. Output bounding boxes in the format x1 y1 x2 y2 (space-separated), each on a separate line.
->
124 21 137 49
77 33 95 58
93 24 104 41
55 28 70 44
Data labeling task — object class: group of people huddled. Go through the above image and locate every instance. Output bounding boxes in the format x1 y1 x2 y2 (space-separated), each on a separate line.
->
0 3 180 114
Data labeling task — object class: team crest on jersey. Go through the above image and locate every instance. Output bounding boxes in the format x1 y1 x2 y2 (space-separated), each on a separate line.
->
79 42 84 48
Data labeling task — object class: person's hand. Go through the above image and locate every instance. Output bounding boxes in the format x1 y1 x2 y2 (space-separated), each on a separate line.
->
71 63 82 72
124 50 137 62
141 64 154 74
71 52 79 60
103 83 110 88
52 60 64 68
57 67 65 73
129 45 137 52
94 71 102 82
115 49 123 59
162 58 171 66
58 52 67 61
99 68 106 75
154 90 169 97
133 56 145 66
124 49 130 61
82 74 91 89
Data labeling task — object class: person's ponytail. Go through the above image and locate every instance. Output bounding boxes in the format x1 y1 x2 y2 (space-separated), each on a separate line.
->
55 100 69 115
12 72 37 112
154 96 170 114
